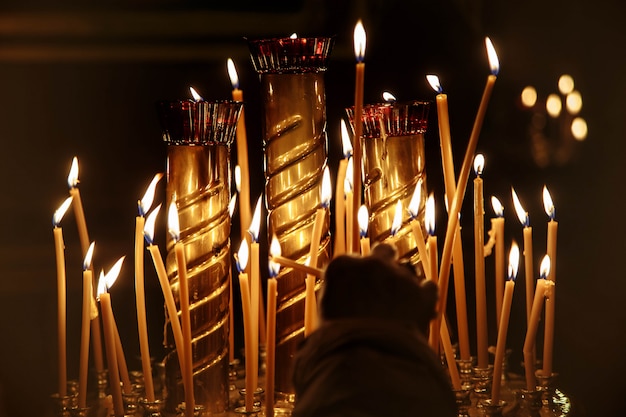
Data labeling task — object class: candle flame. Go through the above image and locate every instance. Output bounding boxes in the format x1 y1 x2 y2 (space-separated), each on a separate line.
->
521 86 538 108
321 166 332 208
67 156 79 188
382 91 396 102
227 58 239 90
511 187 529 227
408 180 422 219
167 200 180 242
491 196 504 218
558 74 574 95
236 240 249 272
474 154 485 176
268 235 281 277
248 195 262 242
358 204 369 237
234 165 242 193
228 193 237 218
104 256 125 289
345 157 354 192
543 185 555 220
425 193 436 236
143 204 161 245
289 33 298 39
97 271 107 298
353 20 366 62
53 196 74 227
189 86 204 102
485 37 500 75
139 173 163 217
391 200 403 237
546 94 562 118
340 120 353 158
508 241 520 280
426 75 443 94
540 254 551 279
83 241 95 271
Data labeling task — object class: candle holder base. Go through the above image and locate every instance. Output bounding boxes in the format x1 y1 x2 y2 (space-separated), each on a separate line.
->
51 392 78 417
535 371 572 416
453 388 471 417
233 406 262 416
96 370 109 399
139 398 165 417
456 357 475 390
471 366 493 400
480 399 506 417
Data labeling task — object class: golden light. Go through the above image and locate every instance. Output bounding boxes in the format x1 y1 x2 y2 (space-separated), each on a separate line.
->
542 185 555 220
566 90 582 114
571 117 588 141
143 204 161 245
227 58 239 90
189 87 203 102
382 91 396 102
508 241 520 280
139 173 163 216
546 94 562 118
391 200 403 237
354 20 366 62
344 157 354 192
289 33 298 39
558 74 574 95
485 37 500 75
104 256 126 289
426 74 442 93
521 86 538 108
425 193 436 236
96 271 107 298
228 194 237 218
540 254 551 279
53 196 74 227
473 154 485 176
268 235 281 277
234 165 242 193
167 201 180 242
236 240 249 272
491 196 504 217
340 119 353 158
321 166 332 208
83 241 95 271
511 187 529 226
358 204 369 237
67 156 79 188
408 180 422 219
248 195 263 242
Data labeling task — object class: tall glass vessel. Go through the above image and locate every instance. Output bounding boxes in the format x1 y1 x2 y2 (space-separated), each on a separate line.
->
248 36 334 400
156 99 242 414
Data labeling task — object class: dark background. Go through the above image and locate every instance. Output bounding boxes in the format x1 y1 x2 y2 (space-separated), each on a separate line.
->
0 1 621 415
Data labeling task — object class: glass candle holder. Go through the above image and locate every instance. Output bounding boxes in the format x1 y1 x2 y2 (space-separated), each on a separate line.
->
157 99 243 415
248 35 334 399
347 101 430 267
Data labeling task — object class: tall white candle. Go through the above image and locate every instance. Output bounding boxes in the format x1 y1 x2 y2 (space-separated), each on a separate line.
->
473 155 488 369
542 186 558 377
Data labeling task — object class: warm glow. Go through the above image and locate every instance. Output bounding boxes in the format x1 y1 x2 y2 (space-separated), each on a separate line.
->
167 201 180 242
321 166 332 208
546 94 562 118
425 193 436 236
227 58 239 90
228 194 237 218
289 33 298 39
249 196 262 242
382 91 396 102
189 87 203 102
83 241 95 271
96 271 106 298
391 200 403 237
234 165 242 193
358 205 369 237
143 204 161 245
566 91 582 114
474 154 485 176
485 37 500 75
491 196 504 217
558 74 574 95
53 196 73 227
426 74 442 94
67 156 79 188
508 241 520 280
354 20 366 62
104 256 125 289
543 186 555 220
340 119 353 158
408 180 422 219
236 240 249 273
511 187 529 227
344 157 354 192
268 235 281 277
540 255 551 279
521 86 537 108
139 173 163 216
571 117 588 141
270 235 281 258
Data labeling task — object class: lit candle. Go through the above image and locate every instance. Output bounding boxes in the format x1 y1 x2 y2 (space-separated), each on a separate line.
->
512 187 535 325
236 241 255 412
491 196 506 328
345 157 355 254
473 154 489 369
390 199 403 243
492 241 519 403
228 58 252 245
358 204 370 256
67 157 104 372
248 196 262 389
408 181 429 274
78 241 94 409
168 202 195 417
425 194 440 352
228 193 237 364
135 173 161 403
334 120 352 257
352 20 366 253
266 245 280 417
436 37 499 321
542 186 558 377
53 196 73 397
440 316 462 391
523 255 553 391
